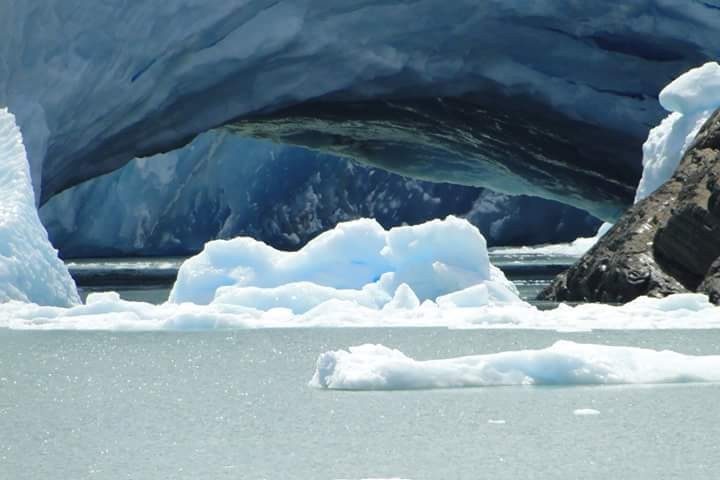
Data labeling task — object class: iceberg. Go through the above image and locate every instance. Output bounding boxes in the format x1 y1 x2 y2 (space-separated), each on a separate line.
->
311 341 720 390
0 109 79 307
169 216 518 306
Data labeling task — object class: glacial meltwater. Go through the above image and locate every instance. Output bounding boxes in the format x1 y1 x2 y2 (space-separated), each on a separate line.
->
2 329 720 479
1 253 719 479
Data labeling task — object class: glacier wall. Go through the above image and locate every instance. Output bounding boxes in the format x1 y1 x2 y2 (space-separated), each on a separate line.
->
39 132 599 258
0 108 79 306
2 1 720 219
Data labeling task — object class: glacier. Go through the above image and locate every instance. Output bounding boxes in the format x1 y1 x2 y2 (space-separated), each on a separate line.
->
2 1 720 220
39 131 599 257
0 108 79 306
310 341 720 390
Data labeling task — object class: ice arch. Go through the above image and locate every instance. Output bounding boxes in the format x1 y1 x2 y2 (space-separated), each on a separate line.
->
2 1 720 221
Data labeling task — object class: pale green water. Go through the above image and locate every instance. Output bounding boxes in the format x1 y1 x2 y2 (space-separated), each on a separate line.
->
2 328 720 480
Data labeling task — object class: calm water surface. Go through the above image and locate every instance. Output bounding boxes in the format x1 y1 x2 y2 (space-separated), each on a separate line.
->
2 328 720 479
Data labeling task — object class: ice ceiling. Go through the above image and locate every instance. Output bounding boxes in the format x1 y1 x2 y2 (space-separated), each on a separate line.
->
1 1 720 220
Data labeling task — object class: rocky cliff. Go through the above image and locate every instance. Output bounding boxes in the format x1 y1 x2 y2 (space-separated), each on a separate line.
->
540 108 720 303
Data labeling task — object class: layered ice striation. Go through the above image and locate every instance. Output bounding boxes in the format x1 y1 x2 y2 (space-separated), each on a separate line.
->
169 216 518 307
39 131 599 257
2 2 720 219
0 109 79 306
311 341 720 390
502 62 720 258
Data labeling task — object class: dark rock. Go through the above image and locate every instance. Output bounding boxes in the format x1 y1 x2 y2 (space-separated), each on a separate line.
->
699 257 720 304
654 204 720 289
540 107 720 304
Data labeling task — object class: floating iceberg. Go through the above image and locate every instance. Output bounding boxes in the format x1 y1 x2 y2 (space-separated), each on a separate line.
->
311 341 720 390
0 109 79 306
169 216 518 307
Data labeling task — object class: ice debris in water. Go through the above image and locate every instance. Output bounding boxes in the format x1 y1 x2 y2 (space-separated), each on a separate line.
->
311 341 720 390
573 409 600 416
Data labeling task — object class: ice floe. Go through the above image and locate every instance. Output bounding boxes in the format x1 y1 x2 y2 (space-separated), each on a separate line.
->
311 341 720 390
170 216 518 306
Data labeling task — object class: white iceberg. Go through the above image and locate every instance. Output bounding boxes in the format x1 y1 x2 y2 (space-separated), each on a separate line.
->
311 341 720 390
170 216 519 309
0 108 79 306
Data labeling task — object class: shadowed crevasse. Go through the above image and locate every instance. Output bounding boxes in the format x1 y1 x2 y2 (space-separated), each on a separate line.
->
229 94 639 221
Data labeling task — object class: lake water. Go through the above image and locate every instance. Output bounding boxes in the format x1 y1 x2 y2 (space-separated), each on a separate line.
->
2 328 719 479
67 251 569 306
3 254 719 479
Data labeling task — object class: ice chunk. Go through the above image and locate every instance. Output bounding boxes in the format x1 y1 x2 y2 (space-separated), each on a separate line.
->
635 62 720 202
573 409 600 416
311 341 720 390
5 290 720 331
382 284 421 311
170 216 518 307
213 282 391 314
659 62 720 115
490 222 612 258
0 109 79 306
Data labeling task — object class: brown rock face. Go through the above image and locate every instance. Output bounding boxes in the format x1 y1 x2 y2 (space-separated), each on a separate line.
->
540 107 720 303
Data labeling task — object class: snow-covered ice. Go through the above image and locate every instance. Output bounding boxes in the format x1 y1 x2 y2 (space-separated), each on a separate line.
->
635 62 720 202
310 341 720 390
0 108 79 306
